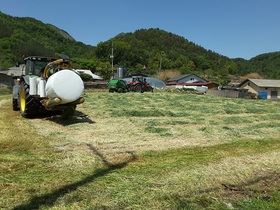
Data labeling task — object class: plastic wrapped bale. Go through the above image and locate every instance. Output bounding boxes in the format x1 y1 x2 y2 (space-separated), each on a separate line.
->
45 70 84 104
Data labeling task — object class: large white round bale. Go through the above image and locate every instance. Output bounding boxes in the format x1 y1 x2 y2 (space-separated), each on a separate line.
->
45 70 84 104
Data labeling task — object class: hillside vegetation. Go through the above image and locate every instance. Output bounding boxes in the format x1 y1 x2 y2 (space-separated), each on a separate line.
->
1 12 280 83
0 91 279 209
0 12 96 70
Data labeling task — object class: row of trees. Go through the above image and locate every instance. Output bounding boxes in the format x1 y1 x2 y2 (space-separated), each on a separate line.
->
1 12 280 83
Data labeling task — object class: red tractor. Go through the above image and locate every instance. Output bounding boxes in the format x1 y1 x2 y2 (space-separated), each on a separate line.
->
127 76 153 93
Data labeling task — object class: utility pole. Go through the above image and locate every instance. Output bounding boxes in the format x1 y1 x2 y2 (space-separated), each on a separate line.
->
159 51 164 76
110 42 114 71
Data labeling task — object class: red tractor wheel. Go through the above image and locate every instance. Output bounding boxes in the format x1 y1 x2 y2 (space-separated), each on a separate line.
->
134 84 142 92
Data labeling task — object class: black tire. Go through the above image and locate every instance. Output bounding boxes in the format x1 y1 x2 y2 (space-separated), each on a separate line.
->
129 86 134 92
61 106 76 119
134 84 142 92
13 98 19 111
146 86 153 92
118 88 123 93
19 81 41 118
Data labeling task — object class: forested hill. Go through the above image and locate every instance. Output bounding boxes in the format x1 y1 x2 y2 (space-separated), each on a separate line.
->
243 52 280 79
0 12 95 69
0 12 280 82
96 28 280 81
96 28 236 83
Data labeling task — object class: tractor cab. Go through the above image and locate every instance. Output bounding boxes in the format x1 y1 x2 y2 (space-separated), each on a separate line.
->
24 56 57 76
24 55 71 78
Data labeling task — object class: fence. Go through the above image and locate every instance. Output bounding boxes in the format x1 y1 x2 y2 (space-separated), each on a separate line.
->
206 89 249 98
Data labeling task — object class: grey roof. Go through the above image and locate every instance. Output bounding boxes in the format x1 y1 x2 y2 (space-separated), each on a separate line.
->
123 77 166 88
167 74 192 82
247 79 280 88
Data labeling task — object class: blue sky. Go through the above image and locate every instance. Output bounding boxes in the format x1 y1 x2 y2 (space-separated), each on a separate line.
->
1 0 279 59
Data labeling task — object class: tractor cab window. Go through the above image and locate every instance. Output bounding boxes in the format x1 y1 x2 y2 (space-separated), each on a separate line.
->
34 61 49 76
132 77 144 83
25 59 50 76
25 60 33 75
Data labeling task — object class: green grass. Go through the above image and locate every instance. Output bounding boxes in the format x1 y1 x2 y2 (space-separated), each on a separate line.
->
0 86 11 95
0 91 279 209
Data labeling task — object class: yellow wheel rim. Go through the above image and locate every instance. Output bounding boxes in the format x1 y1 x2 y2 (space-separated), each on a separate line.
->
19 87 26 112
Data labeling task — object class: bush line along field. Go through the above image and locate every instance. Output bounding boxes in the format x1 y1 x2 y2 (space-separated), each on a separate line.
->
0 91 279 209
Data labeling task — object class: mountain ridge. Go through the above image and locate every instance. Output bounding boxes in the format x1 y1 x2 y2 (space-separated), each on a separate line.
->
47 24 76 41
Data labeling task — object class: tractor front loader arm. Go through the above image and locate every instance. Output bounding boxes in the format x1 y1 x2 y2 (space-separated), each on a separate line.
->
42 58 70 79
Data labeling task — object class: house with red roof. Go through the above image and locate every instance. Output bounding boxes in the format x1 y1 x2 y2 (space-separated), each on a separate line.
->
166 74 219 90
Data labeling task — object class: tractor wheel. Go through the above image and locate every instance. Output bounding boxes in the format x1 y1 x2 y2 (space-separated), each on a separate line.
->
118 88 123 93
146 86 153 92
13 98 19 111
128 85 134 92
134 84 142 92
19 81 41 118
61 106 76 119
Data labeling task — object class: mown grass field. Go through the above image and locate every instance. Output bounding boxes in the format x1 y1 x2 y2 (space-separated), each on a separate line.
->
0 89 280 209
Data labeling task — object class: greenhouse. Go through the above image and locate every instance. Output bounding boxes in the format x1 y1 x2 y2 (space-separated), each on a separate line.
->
122 77 166 88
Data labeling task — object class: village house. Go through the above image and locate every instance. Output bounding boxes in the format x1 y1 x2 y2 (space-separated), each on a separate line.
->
239 79 280 99
166 73 219 90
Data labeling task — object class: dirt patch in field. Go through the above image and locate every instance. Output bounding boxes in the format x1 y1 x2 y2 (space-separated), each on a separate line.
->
221 171 280 201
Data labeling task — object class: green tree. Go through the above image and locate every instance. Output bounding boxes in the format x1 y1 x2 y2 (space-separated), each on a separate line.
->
96 62 113 80
71 58 97 70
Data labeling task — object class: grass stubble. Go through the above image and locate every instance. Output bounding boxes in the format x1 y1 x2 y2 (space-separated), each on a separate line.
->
0 90 279 209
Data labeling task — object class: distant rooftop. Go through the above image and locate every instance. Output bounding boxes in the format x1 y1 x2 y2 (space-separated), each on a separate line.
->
245 79 280 88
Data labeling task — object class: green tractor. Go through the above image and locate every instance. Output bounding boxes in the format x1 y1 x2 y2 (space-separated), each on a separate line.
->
108 79 129 93
12 55 84 118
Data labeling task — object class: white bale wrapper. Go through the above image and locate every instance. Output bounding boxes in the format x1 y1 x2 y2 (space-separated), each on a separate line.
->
45 70 84 104
38 78 46 97
29 77 37 95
